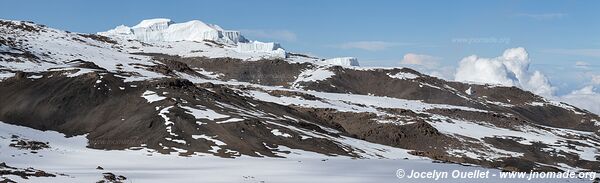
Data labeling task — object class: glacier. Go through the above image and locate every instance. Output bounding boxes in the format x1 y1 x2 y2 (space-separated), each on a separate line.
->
235 41 287 58
323 57 360 67
98 18 248 44
98 18 293 58
97 19 370 62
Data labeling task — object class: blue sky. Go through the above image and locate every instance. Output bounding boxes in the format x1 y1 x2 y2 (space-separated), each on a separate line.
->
1 0 599 95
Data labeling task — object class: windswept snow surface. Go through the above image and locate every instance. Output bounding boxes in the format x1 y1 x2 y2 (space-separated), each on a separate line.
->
0 121 592 183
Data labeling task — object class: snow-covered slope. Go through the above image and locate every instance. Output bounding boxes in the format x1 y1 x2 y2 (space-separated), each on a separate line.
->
1 19 600 182
2 121 593 183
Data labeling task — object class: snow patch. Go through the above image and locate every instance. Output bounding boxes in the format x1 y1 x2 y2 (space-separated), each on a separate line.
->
192 134 226 146
271 129 292 138
216 118 245 124
0 72 15 80
141 90 166 103
292 67 335 86
387 72 418 80
158 106 177 136
181 105 229 121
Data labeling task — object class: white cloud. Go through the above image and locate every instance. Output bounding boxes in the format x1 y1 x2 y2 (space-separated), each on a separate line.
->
400 53 441 67
336 41 407 51
515 13 567 20
592 75 600 85
452 47 600 115
240 29 297 42
558 86 600 115
526 71 555 98
575 61 591 69
425 67 455 80
575 61 590 67
455 47 555 97
399 53 453 80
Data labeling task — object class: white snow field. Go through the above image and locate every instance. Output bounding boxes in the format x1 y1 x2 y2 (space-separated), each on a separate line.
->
0 121 595 183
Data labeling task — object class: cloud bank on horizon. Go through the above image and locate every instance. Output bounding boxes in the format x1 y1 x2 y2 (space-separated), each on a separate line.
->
451 47 600 115
455 47 555 97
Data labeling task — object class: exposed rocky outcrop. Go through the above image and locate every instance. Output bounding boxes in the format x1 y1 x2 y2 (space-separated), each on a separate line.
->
0 162 56 181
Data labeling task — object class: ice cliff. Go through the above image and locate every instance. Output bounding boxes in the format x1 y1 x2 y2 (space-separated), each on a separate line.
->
323 57 360 66
98 18 248 44
99 18 286 57
236 41 286 58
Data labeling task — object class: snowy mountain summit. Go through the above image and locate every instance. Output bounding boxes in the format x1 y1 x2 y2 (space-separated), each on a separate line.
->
97 18 360 66
99 18 246 44
99 18 286 58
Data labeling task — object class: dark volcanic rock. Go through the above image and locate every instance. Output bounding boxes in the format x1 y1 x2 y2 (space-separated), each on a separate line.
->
0 162 56 180
142 54 311 86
